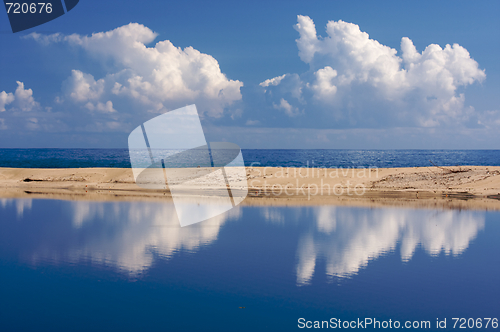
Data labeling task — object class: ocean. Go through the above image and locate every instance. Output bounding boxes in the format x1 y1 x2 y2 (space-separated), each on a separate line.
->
0 148 499 168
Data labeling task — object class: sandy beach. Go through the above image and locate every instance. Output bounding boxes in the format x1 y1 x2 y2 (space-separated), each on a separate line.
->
1 166 499 210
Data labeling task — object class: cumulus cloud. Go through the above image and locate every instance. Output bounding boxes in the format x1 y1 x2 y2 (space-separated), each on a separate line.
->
0 81 77 136
0 91 15 112
29 23 243 117
12 18 497 148
0 81 40 113
259 15 486 128
84 100 117 113
0 82 45 131
63 70 105 103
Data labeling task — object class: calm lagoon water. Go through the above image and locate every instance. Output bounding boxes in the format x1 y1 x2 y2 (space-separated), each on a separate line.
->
0 199 499 331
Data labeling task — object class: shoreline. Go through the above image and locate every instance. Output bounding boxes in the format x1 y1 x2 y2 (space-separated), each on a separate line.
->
1 166 499 210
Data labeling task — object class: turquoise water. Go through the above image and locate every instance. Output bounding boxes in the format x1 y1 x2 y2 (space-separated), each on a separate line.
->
1 148 500 168
0 199 499 331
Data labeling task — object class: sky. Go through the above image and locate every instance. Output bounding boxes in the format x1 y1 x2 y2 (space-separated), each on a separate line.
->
0 0 499 149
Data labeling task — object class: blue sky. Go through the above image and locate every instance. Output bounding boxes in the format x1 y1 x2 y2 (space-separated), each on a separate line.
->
0 0 499 148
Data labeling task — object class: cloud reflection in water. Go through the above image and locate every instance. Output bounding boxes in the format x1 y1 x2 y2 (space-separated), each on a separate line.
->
285 207 484 285
0 199 238 274
0 200 485 284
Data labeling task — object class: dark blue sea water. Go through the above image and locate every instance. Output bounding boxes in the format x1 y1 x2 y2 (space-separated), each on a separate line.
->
0 148 499 168
0 199 499 331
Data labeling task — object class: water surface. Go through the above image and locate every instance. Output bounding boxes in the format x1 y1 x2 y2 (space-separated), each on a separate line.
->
0 199 498 331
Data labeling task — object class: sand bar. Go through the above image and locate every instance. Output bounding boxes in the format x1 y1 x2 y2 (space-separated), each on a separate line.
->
1 166 499 210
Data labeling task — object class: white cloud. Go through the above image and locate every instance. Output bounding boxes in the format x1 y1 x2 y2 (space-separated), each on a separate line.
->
0 91 15 112
84 100 117 113
311 66 338 102
273 98 301 117
0 82 73 134
24 32 63 46
63 70 105 102
295 15 319 64
261 15 486 127
29 23 243 117
259 74 286 88
0 81 40 113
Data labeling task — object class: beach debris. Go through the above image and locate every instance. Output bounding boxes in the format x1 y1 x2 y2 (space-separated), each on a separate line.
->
22 178 44 182
429 160 471 174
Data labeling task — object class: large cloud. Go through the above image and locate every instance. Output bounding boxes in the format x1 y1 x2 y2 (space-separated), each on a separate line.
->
29 23 243 118
258 15 486 128
9 19 497 148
